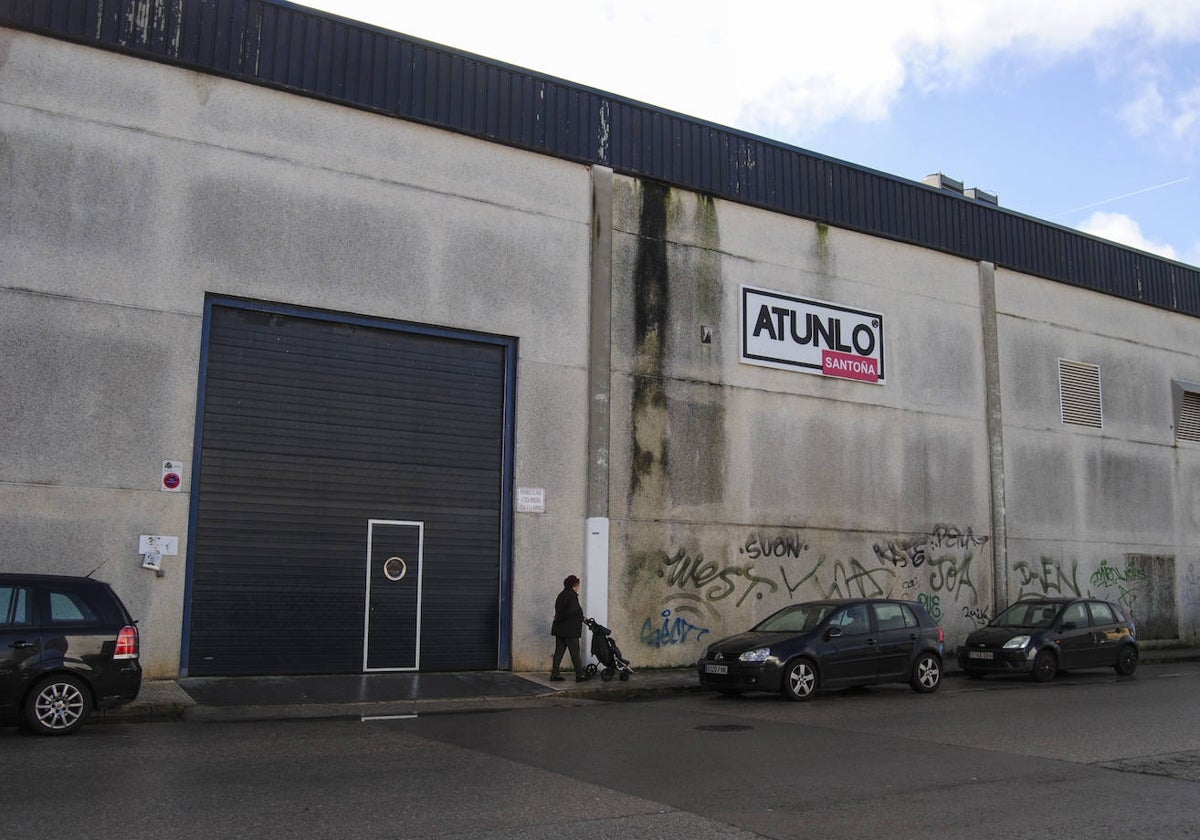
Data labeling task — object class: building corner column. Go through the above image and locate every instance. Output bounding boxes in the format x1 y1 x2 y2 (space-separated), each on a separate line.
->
585 166 614 628
979 261 1008 612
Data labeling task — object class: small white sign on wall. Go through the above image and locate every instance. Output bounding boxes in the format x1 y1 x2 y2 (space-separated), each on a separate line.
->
139 535 179 556
516 487 545 513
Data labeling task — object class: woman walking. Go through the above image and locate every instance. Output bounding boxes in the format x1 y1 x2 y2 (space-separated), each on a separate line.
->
550 574 590 682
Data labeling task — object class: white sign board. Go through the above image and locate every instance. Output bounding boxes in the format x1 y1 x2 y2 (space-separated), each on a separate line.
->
138 535 179 556
516 487 545 513
740 285 886 383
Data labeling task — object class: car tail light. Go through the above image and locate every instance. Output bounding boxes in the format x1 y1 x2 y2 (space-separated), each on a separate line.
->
113 625 139 660
937 627 945 643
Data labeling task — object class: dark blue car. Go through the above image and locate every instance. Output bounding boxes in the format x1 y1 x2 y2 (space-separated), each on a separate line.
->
957 597 1138 682
697 598 945 701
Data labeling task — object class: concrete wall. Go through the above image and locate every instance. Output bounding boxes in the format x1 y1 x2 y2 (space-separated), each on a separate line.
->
995 268 1200 641
603 177 996 664
0 28 594 677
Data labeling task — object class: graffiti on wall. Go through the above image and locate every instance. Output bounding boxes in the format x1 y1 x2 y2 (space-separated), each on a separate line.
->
1013 557 1082 599
1094 554 1178 640
1015 553 1179 640
640 608 710 649
1184 562 1200 610
1088 558 1148 609
642 523 989 648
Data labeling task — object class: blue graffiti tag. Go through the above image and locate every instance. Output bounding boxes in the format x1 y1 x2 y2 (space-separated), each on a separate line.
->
641 609 710 649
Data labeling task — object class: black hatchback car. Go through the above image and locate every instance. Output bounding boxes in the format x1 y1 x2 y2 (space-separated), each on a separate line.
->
957 596 1138 682
0 573 142 734
697 598 945 700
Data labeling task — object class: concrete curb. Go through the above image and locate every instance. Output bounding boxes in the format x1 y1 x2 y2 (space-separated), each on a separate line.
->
101 651 1200 725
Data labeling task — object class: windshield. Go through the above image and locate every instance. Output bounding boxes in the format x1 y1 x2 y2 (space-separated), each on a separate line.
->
991 601 1060 628
754 603 837 633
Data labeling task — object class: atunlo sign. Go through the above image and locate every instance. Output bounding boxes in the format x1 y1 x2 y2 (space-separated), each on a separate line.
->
740 285 886 383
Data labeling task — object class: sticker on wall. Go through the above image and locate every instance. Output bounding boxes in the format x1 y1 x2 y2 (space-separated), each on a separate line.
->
740 285 885 383
161 460 184 492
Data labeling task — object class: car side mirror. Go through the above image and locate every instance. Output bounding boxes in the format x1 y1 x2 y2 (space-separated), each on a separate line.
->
825 626 843 640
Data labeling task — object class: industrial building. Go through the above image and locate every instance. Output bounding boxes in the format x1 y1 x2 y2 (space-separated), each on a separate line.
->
2 0 1197 679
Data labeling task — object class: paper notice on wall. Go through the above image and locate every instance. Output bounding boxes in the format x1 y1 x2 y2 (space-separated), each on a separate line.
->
516 487 545 513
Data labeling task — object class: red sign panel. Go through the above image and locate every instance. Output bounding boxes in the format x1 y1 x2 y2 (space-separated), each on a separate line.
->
822 350 879 383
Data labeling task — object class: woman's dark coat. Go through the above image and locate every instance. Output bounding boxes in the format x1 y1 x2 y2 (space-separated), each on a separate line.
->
551 586 584 638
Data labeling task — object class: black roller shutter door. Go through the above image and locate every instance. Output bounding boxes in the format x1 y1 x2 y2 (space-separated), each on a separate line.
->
187 303 509 675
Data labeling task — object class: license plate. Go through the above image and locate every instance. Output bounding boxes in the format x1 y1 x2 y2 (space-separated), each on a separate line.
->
704 663 729 674
967 651 994 660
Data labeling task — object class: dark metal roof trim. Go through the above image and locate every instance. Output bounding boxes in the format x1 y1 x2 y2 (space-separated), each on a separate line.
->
3 0 1198 317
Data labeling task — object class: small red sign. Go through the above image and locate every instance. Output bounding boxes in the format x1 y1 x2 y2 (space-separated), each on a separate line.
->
162 472 181 490
822 350 879 383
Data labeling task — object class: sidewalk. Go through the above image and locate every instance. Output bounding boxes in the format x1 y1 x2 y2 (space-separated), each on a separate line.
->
101 646 1200 725
102 666 702 724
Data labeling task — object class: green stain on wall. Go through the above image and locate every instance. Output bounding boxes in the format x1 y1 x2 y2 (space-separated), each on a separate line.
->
630 181 671 503
627 183 728 513
812 221 834 276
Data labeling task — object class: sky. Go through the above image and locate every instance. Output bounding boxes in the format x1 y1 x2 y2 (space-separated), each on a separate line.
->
299 1 1200 268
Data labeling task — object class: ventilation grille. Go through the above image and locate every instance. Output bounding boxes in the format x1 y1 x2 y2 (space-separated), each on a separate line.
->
1179 390 1200 443
1059 359 1102 428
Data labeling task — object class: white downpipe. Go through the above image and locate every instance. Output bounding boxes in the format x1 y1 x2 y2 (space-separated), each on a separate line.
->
585 517 610 632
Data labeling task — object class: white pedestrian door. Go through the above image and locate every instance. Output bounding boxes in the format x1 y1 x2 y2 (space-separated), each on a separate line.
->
363 520 424 671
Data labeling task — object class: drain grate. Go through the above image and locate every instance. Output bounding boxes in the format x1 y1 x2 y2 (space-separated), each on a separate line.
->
695 724 754 732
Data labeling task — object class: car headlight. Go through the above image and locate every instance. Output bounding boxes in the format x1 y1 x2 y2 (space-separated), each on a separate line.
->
1003 635 1031 650
739 647 771 663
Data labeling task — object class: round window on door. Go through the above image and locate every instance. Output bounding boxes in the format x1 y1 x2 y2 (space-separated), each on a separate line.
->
383 557 407 581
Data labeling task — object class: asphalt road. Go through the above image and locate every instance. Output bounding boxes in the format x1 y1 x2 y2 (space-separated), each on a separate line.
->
4 665 1200 840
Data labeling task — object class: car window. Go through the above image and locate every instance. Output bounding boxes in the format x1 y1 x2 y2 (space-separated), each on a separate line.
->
872 603 910 632
0 585 30 625
993 601 1058 628
755 603 835 632
830 604 871 636
1061 602 1089 627
1088 602 1116 625
48 589 100 623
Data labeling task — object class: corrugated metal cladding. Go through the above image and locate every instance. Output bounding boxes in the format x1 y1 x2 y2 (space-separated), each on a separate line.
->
186 302 513 676
4 0 1198 319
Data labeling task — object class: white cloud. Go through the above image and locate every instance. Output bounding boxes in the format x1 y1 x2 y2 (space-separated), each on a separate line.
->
1078 211 1179 259
1120 84 1168 137
303 1 1200 134
1172 85 1200 143
1120 79 1200 150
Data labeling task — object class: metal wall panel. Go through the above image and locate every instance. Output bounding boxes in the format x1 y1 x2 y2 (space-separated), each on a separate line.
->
2 0 1198 316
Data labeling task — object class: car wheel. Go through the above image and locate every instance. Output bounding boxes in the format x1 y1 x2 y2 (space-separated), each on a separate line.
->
25 674 90 735
910 652 942 693
781 658 818 701
1031 649 1058 683
1114 645 1139 676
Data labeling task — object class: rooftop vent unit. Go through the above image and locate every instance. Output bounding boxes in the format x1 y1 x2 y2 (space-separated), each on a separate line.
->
923 173 999 206
923 173 964 194
966 187 999 205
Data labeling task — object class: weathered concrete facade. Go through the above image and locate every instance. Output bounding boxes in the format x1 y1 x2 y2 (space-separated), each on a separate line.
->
2 23 1198 680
